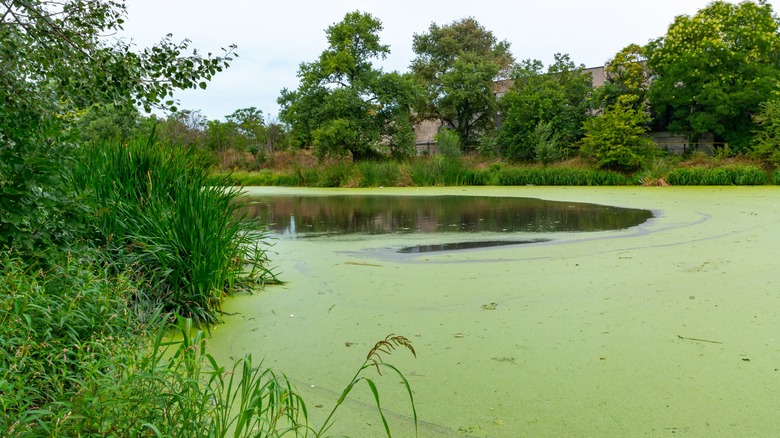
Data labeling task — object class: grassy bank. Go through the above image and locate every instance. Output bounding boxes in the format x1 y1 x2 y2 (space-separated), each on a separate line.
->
215 153 775 187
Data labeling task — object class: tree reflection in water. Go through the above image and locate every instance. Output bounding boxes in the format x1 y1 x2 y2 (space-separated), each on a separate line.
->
240 195 653 239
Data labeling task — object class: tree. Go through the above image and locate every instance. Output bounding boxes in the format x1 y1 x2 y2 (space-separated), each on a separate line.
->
278 11 419 160
264 118 289 153
0 1 234 256
581 95 658 171
646 0 780 151
410 17 514 145
226 107 266 151
156 109 207 148
593 44 651 111
498 54 592 161
71 104 145 144
752 96 780 167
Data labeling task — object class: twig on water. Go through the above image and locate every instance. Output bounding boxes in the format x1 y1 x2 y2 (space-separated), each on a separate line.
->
677 335 723 344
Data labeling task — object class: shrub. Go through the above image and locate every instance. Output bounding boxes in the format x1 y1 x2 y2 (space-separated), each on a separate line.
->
435 128 462 160
0 252 143 434
580 95 657 171
752 97 780 167
532 121 562 165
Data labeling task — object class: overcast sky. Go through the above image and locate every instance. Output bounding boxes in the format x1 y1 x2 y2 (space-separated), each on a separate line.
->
121 0 776 121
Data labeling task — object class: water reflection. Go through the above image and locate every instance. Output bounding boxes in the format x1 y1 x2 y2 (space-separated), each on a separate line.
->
240 195 653 238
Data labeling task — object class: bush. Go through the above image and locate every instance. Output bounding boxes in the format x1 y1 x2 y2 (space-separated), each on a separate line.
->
752 97 780 167
434 128 462 160
532 121 562 165
580 95 657 171
0 124 89 262
0 252 143 434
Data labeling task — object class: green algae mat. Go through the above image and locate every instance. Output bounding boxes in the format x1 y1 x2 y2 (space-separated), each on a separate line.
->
209 186 780 437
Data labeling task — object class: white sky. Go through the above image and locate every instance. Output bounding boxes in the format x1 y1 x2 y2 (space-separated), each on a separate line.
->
121 0 776 121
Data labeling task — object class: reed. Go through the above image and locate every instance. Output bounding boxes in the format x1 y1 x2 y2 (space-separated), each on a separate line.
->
496 166 629 186
317 334 418 437
71 135 277 324
666 165 768 185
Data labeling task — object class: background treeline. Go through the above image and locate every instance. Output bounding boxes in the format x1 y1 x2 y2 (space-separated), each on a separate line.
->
79 0 780 184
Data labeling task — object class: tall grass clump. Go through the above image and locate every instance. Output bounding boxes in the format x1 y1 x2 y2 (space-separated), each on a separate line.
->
496 166 629 186
71 135 277 324
215 169 298 187
634 157 678 186
667 164 767 185
315 161 354 187
355 160 408 187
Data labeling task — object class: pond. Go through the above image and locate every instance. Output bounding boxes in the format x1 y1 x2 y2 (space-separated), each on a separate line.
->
210 186 780 437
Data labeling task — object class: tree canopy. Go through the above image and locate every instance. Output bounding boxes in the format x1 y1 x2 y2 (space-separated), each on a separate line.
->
498 54 592 161
278 11 419 160
646 0 780 151
593 44 651 111
410 17 514 145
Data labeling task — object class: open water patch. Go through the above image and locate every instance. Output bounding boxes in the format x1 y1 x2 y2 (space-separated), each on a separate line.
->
241 194 653 238
398 238 552 253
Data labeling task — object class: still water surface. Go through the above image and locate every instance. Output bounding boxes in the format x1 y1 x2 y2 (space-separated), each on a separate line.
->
242 195 653 242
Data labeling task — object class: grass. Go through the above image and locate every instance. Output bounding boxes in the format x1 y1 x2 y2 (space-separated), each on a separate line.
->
496 166 630 186
71 135 278 324
216 149 780 188
666 164 768 185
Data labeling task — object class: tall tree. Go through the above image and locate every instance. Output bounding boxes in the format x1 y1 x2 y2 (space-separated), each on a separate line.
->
410 17 514 145
594 44 651 111
226 107 267 151
498 54 592 161
646 0 780 151
278 11 419 160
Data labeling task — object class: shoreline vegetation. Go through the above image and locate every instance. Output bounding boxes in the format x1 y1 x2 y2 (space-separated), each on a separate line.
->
2 136 417 436
213 150 779 188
